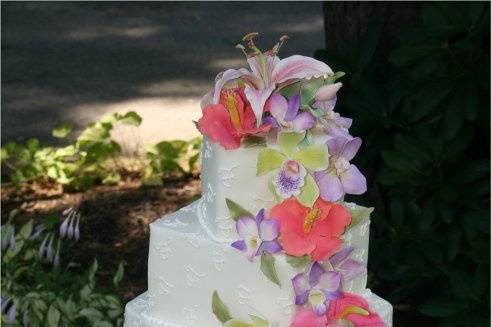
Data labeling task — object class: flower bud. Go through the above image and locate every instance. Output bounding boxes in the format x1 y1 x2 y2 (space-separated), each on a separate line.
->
314 82 343 102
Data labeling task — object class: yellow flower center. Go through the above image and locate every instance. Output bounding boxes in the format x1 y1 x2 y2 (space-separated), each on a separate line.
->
303 208 321 233
248 236 260 249
224 91 242 131
338 305 370 319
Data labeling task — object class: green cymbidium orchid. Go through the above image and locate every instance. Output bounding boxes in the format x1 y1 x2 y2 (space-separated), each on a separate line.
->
256 131 329 207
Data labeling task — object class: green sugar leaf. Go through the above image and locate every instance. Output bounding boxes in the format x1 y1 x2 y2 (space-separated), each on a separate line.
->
286 255 311 269
226 198 253 221
212 291 232 323
260 252 281 287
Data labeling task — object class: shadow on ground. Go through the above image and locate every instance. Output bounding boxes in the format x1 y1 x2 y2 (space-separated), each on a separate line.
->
2 2 324 144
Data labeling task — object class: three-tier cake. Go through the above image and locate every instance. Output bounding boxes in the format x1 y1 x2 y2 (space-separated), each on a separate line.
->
125 33 393 327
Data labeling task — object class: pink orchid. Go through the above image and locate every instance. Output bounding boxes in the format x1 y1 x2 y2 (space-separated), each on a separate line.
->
326 293 386 326
290 293 386 327
213 33 333 125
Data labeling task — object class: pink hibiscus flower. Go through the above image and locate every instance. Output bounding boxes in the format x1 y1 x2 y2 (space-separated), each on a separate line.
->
270 198 351 261
196 87 270 150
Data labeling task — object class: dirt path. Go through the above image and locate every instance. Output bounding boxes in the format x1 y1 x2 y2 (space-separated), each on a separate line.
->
2 2 324 145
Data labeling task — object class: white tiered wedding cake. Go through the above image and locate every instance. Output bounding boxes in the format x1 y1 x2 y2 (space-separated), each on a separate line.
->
125 33 392 327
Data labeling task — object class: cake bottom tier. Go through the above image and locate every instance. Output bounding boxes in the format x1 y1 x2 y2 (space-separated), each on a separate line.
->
124 290 392 327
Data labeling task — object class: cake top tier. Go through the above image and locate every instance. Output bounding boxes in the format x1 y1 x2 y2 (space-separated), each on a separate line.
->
196 33 366 204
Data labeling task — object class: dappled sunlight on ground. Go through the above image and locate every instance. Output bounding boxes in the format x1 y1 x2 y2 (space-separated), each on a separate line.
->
69 96 202 152
2 2 324 144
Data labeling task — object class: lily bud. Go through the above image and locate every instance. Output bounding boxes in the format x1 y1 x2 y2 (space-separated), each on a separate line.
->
315 82 343 102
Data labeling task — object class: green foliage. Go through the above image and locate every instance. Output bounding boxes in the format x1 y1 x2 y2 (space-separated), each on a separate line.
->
1 217 124 326
1 112 202 190
143 137 202 185
316 2 489 325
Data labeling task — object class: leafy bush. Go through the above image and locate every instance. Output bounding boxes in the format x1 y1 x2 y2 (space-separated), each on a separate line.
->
143 137 202 185
1 210 125 326
1 112 202 190
316 2 489 325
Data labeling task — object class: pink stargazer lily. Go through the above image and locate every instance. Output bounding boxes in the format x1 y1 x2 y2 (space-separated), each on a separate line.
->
213 33 333 125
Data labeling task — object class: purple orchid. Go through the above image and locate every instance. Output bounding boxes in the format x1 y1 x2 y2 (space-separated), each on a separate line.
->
214 34 333 124
325 246 365 283
313 98 352 138
231 209 282 261
273 160 307 199
263 93 316 132
315 136 367 201
292 262 341 316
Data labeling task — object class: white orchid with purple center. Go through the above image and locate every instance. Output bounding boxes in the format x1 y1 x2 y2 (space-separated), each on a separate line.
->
273 159 307 199
292 262 342 316
214 33 333 125
263 93 316 133
325 246 365 283
231 209 282 261
314 136 367 202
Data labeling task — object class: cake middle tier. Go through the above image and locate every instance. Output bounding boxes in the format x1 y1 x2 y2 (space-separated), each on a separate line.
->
146 200 373 326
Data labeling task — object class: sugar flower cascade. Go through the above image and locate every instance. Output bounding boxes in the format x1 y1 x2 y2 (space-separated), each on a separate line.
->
199 33 385 327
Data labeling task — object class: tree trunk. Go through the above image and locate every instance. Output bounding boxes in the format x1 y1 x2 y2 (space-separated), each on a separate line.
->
322 2 422 55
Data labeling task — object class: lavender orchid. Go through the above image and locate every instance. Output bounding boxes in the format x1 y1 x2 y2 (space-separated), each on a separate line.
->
315 136 367 201
292 262 341 316
214 33 333 124
264 93 315 133
325 246 365 283
231 209 282 261
314 99 352 137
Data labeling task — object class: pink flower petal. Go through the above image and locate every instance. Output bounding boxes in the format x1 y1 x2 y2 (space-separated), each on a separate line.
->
315 83 343 102
291 309 327 327
310 237 343 261
213 68 249 104
244 85 275 125
196 104 240 150
272 55 333 84
281 232 316 257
